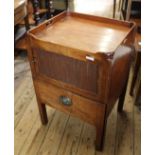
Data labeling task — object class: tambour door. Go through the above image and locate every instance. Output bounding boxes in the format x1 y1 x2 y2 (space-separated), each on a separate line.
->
32 48 104 101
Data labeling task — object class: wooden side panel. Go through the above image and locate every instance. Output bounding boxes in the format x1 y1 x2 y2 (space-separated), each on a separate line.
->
107 45 134 115
34 48 99 94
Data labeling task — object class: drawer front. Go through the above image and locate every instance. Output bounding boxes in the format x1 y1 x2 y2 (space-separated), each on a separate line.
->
36 80 105 124
36 80 73 114
33 48 100 95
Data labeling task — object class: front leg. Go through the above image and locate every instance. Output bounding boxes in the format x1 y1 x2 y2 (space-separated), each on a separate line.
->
95 107 107 151
95 118 107 151
36 96 48 125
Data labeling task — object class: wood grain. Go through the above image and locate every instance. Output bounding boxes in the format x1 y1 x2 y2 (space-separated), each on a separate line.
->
15 96 38 155
15 1 140 154
37 111 69 155
57 117 84 155
35 49 99 93
20 107 55 155
27 11 136 150
29 11 135 54
14 83 34 128
15 69 140 155
76 123 96 155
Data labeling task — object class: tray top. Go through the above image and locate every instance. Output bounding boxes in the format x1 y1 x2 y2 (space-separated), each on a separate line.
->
30 12 134 54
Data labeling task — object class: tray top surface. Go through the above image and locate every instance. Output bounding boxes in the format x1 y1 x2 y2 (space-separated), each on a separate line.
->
34 14 131 53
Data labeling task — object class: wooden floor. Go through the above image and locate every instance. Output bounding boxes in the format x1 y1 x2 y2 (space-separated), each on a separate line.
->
15 0 140 155
14 53 140 155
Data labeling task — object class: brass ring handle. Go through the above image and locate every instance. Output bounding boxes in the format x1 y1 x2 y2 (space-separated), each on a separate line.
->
59 96 72 106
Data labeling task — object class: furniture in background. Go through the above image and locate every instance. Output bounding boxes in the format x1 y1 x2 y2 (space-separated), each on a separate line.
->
14 0 30 53
31 0 54 25
15 0 67 52
14 0 29 28
27 12 136 151
119 0 141 20
130 33 141 106
32 0 68 25
119 0 141 32
119 0 141 106
32 0 117 23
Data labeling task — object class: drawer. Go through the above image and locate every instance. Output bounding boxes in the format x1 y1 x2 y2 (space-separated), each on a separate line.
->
36 80 73 114
36 80 105 124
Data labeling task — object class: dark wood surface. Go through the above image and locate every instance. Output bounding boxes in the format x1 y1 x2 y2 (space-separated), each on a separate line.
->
35 49 99 93
27 11 136 151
